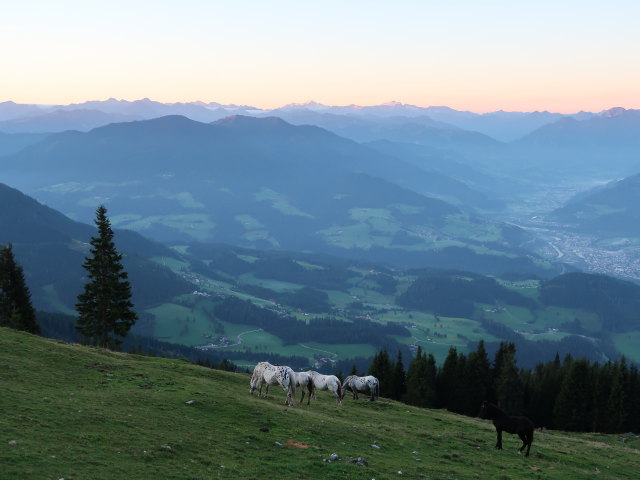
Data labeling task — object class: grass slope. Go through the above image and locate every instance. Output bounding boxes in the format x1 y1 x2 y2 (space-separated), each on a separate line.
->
2 328 638 480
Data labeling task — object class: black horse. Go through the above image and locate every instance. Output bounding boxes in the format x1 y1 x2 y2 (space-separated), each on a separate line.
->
478 401 534 457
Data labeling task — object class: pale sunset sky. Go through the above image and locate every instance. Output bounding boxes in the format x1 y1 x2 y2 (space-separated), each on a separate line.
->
1 0 638 113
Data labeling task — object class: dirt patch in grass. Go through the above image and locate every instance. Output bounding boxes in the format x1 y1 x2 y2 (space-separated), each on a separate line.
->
285 440 320 449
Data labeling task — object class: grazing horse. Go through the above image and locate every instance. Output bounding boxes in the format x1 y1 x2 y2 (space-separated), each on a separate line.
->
306 371 343 405
249 362 296 406
478 401 534 457
342 375 379 401
291 371 315 405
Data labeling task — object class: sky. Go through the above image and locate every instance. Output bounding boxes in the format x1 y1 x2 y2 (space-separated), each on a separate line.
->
2 0 639 113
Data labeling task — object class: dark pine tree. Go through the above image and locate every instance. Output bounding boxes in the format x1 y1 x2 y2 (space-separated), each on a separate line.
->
526 353 563 429
75 205 137 349
625 364 640 432
437 346 459 410
460 339 492 416
0 244 40 334
369 348 393 397
404 346 427 407
390 350 406 401
606 359 626 433
404 347 438 408
554 358 594 431
493 342 523 414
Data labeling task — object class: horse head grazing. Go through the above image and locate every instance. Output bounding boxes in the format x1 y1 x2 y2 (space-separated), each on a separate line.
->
249 361 270 397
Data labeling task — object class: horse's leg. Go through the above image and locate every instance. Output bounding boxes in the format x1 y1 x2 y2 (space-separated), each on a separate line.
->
300 388 305 404
525 429 533 457
495 429 503 450
307 379 314 405
517 432 527 454
334 387 342 406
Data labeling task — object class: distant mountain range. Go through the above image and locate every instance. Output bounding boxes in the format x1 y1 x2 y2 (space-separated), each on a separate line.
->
0 99 257 133
0 115 554 276
504 108 640 181
0 182 191 312
0 98 603 141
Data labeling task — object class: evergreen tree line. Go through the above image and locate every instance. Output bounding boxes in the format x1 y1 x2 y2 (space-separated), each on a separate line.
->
367 341 640 434
0 244 40 334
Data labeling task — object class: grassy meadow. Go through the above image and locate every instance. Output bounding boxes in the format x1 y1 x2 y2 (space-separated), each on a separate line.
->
2 327 639 480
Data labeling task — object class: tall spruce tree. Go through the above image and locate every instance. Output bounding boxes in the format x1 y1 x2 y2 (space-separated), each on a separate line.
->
369 348 393 397
554 358 594 431
390 350 406 400
404 347 438 408
493 342 523 414
0 244 40 334
75 205 137 349
461 340 492 415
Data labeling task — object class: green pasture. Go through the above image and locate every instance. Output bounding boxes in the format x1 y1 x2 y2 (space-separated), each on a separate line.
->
611 331 640 364
236 253 260 263
150 255 190 271
498 279 541 300
238 272 302 293
168 192 205 209
319 223 392 249
479 304 536 330
235 214 265 230
440 214 503 243
6 328 638 480
254 187 313 217
521 331 573 342
299 342 376 361
113 213 216 242
326 289 357 309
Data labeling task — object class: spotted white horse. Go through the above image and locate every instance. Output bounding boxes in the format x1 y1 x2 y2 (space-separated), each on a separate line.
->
342 375 379 401
306 371 342 405
291 371 315 405
249 362 296 406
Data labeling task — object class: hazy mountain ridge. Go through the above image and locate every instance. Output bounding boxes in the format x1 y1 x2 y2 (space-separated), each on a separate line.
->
0 98 602 141
548 173 640 235
1 115 546 275
0 131 48 156
0 182 191 312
